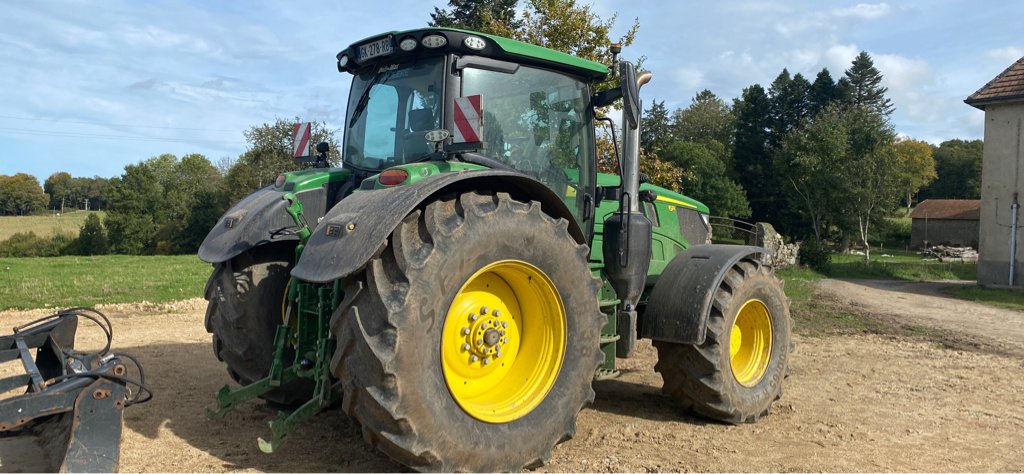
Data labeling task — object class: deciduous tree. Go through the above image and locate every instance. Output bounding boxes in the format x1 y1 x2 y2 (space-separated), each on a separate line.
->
894 138 937 212
0 173 48 216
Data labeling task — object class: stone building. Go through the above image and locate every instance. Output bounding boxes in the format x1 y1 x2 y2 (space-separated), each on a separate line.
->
965 56 1024 286
908 199 980 249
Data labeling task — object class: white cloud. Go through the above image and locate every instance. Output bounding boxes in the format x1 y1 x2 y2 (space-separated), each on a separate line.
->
824 44 861 72
987 46 1024 64
775 2 892 36
831 3 892 19
670 67 705 92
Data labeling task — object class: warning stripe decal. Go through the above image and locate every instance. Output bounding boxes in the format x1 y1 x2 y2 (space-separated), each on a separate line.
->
293 122 311 157
453 95 482 143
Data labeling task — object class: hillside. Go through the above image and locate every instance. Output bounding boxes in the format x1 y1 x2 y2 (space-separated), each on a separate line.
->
0 211 105 240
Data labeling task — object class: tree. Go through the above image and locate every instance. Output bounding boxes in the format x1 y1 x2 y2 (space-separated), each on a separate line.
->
514 0 638 69
841 106 900 261
640 100 672 156
104 162 163 254
919 139 983 199
843 51 894 116
44 172 72 210
776 106 851 241
777 104 900 259
224 118 340 202
0 173 48 216
77 213 108 255
732 84 774 223
430 0 521 32
671 89 735 166
894 138 937 212
808 68 839 117
661 141 750 218
768 69 811 150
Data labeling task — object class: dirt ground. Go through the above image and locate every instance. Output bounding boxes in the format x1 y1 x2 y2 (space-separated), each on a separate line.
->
2 279 1024 472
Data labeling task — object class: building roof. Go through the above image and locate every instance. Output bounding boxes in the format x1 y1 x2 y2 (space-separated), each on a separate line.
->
909 199 981 220
965 56 1024 109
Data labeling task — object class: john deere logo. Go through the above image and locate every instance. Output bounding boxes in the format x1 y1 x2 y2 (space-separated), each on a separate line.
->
325 224 342 237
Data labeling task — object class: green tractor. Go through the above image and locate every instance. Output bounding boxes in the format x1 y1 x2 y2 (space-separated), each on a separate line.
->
199 27 790 471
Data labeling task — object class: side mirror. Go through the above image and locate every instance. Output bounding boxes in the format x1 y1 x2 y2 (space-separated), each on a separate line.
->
620 61 640 129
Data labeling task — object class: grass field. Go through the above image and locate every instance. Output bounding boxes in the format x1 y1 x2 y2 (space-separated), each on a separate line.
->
943 285 1024 311
0 211 105 240
0 254 209 310
827 249 977 281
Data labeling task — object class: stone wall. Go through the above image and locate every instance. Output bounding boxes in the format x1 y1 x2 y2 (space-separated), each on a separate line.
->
746 222 800 268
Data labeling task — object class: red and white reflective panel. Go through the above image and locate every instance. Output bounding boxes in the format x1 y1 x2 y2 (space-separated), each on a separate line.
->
292 122 311 157
453 95 482 143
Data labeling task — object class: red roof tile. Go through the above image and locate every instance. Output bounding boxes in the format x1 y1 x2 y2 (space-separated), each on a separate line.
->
909 199 981 220
965 56 1024 109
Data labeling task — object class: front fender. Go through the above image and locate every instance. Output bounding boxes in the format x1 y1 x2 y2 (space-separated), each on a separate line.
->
197 186 327 263
290 170 583 283
641 245 766 344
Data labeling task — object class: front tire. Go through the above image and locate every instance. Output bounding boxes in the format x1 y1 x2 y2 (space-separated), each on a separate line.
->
330 192 604 471
204 243 313 406
654 259 790 423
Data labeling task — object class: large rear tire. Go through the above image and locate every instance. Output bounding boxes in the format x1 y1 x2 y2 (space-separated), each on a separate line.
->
204 243 313 406
329 192 604 471
654 259 790 423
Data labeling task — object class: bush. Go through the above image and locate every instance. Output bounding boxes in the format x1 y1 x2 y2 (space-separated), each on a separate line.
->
798 238 832 273
77 213 109 255
0 231 77 257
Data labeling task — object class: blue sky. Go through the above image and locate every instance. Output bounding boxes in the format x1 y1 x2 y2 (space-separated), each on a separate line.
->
1 1 1021 183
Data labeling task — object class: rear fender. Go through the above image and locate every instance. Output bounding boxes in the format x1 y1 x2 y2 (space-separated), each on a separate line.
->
641 245 766 344
290 170 583 283
198 186 327 263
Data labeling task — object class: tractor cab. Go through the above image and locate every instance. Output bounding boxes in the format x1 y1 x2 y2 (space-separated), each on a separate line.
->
337 28 605 229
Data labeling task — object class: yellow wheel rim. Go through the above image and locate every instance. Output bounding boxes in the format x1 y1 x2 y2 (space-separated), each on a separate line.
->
730 299 773 387
441 260 566 423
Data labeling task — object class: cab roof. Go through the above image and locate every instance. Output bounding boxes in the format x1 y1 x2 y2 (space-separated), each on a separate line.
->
340 27 610 80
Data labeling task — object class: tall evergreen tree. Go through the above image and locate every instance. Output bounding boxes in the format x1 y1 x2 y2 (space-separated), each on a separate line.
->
767 69 811 150
808 68 838 117
732 84 774 222
843 51 894 116
640 100 671 156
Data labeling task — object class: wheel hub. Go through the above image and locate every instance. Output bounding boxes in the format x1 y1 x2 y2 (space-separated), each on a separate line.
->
460 307 512 363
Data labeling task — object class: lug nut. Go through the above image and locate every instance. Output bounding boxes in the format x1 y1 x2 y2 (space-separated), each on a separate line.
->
469 313 478 321
493 309 501 317
477 339 483 345
503 337 508 344
461 343 470 351
502 321 508 328
470 355 479 362
483 358 491 365
494 352 501 358
500 330 506 336
480 306 489 314
461 328 470 335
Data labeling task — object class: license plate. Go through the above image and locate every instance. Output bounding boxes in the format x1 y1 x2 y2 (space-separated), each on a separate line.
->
357 37 393 61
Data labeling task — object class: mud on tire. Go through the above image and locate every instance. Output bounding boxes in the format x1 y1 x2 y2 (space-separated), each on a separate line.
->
329 192 604 471
205 243 313 406
654 259 791 423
